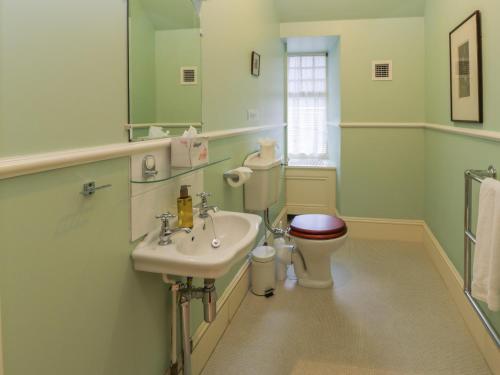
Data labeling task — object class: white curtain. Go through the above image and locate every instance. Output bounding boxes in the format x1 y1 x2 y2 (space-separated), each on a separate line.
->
287 54 328 159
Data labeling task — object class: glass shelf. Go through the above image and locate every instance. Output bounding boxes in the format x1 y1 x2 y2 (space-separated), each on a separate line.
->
131 157 231 184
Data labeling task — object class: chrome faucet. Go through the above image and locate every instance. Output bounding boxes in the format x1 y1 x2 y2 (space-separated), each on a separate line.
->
156 213 192 246
196 192 218 218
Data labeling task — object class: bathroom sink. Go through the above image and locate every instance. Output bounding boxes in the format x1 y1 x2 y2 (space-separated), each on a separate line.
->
132 211 262 279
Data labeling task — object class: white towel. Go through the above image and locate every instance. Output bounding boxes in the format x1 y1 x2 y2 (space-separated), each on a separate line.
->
472 178 500 311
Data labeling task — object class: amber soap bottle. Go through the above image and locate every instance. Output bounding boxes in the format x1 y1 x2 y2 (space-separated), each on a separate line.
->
177 185 193 228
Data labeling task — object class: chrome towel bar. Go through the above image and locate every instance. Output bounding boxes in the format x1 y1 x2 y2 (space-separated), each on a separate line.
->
464 165 499 347
80 181 112 197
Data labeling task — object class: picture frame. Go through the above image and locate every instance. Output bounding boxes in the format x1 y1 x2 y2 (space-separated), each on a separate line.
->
251 51 260 77
449 11 483 123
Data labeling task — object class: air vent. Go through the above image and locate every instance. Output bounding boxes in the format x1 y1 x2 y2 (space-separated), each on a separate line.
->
372 61 393 81
180 67 198 85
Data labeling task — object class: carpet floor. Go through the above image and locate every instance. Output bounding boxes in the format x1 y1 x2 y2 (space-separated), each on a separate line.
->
202 239 492 375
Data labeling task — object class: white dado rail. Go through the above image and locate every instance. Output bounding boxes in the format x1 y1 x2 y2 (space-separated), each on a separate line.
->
0 124 286 180
425 123 500 142
340 122 425 128
3 122 498 180
341 122 500 142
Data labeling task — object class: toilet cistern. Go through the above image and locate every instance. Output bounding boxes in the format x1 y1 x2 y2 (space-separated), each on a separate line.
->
243 149 349 288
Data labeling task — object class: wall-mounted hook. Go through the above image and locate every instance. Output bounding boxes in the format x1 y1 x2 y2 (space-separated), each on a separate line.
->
81 181 112 197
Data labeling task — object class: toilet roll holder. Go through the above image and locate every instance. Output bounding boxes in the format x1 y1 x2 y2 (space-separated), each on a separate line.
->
223 170 241 183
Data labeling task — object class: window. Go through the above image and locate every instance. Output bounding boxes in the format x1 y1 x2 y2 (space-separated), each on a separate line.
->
287 54 328 159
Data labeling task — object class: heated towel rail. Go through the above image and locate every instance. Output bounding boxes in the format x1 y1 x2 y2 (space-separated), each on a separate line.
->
464 165 500 347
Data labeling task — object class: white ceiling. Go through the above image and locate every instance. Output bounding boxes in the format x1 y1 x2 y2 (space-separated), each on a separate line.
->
275 0 426 23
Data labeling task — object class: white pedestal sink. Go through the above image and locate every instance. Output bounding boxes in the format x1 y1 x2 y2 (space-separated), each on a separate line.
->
132 210 262 279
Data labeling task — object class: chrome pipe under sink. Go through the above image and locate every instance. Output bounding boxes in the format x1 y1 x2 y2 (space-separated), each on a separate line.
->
180 297 192 375
179 277 218 375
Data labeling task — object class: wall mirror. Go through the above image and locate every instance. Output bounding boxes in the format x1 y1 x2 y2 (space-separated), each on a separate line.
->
128 0 202 141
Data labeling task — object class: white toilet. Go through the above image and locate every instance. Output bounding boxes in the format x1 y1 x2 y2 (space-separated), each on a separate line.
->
288 214 348 288
244 153 348 288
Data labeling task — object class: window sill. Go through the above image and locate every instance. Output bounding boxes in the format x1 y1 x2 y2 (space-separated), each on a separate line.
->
286 159 336 169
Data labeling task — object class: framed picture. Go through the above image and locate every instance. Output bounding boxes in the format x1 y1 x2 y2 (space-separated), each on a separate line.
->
251 51 260 77
449 11 483 123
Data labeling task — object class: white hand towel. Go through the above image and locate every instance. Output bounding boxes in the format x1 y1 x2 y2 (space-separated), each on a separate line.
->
472 177 500 311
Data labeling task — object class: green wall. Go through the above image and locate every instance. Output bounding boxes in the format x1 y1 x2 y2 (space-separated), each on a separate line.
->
326 37 341 127
275 0 425 23
0 0 129 157
281 17 425 123
425 0 500 130
201 0 285 131
341 128 425 219
424 0 500 331
0 159 171 374
0 0 284 374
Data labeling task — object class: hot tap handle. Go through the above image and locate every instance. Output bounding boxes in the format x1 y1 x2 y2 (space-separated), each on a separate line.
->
197 192 211 198
156 212 176 224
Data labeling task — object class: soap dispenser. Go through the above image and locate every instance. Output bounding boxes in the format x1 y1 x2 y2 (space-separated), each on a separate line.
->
177 185 193 228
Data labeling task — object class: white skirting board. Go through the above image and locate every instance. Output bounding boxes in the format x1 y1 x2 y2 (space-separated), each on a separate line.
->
340 216 424 243
422 224 500 375
190 207 287 375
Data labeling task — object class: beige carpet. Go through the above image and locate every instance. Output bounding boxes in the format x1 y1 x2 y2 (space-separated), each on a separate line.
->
202 239 492 375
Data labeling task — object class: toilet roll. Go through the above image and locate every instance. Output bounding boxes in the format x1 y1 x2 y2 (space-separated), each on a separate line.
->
225 167 253 188
259 138 277 160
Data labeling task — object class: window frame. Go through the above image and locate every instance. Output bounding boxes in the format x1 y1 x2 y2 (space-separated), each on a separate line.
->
286 52 329 160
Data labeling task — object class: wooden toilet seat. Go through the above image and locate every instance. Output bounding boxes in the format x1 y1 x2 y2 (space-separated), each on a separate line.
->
289 214 348 240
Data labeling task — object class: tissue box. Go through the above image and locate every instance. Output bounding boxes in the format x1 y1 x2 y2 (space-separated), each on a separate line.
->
171 136 209 168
